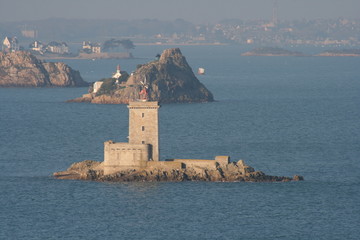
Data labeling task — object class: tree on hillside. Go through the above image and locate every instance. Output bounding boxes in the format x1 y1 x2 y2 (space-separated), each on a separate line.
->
119 39 135 52
102 39 135 52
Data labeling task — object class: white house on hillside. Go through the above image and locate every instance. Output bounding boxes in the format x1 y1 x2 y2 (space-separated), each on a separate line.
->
2 36 19 52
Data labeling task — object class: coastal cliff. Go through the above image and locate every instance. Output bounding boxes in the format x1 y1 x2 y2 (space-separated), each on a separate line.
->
54 160 303 182
0 51 88 87
69 48 213 104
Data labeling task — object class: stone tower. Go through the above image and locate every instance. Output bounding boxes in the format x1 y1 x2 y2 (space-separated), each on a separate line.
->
128 101 160 161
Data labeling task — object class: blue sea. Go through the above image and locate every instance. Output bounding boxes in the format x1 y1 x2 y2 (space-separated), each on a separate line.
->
1 45 359 239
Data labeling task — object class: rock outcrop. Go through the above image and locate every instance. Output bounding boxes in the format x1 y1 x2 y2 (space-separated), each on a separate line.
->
54 160 303 182
0 51 88 87
69 48 213 104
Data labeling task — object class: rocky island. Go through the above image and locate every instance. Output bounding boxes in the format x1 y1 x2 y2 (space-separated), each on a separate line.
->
54 159 303 182
68 48 213 104
54 101 303 183
0 51 88 87
242 47 305 56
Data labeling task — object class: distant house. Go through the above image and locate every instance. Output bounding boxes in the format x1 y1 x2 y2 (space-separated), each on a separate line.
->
29 41 44 53
82 41 92 51
2 36 19 52
82 41 101 53
46 41 69 54
92 44 101 53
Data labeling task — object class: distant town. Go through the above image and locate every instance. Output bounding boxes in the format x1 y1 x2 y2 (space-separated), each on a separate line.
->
1 35 134 59
1 17 360 56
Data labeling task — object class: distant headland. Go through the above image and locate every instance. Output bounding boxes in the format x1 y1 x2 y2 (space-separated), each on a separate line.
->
241 47 360 57
242 47 306 56
0 51 88 87
315 49 360 57
68 48 214 104
54 101 303 183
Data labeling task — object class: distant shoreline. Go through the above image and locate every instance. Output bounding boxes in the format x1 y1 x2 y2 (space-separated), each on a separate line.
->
315 50 360 57
36 52 133 60
241 47 306 57
135 42 227 46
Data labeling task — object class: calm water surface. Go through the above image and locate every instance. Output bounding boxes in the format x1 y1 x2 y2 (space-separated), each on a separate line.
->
1 45 359 239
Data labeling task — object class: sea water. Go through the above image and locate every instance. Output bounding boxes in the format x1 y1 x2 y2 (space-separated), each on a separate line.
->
0 45 359 239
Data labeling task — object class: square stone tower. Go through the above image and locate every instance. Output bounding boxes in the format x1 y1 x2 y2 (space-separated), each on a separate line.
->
128 101 160 161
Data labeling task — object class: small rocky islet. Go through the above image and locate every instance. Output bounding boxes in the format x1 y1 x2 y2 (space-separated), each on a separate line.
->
54 159 304 182
68 48 214 104
0 51 88 87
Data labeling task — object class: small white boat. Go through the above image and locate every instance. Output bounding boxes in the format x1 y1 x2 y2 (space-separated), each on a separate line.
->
198 67 205 75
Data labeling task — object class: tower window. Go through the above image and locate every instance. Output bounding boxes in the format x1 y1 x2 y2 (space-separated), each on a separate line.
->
142 113 145 118
142 126 145 131
142 141 145 144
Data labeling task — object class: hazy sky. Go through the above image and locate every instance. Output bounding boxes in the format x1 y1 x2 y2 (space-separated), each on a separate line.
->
0 0 359 23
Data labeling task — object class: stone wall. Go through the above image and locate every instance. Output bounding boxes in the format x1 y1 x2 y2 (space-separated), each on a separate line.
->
215 156 230 166
169 156 230 170
103 141 150 175
147 161 183 171
172 159 217 170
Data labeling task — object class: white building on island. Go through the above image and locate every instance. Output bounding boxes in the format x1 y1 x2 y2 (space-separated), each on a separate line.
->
93 81 103 94
112 64 122 80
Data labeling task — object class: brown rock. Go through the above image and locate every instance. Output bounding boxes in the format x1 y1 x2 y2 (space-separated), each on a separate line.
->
0 51 88 87
293 175 304 181
69 48 213 104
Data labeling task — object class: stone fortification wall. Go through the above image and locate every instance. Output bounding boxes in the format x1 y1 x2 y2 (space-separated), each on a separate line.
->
215 156 230 166
104 141 150 175
166 156 230 170
147 161 183 171
172 159 217 170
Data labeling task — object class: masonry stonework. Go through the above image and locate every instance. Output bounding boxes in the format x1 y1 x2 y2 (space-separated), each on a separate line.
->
103 100 230 175
103 101 160 175
103 141 150 174
128 101 160 161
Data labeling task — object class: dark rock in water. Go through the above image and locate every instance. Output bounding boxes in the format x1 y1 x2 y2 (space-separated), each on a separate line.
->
53 160 303 183
293 175 304 181
68 48 214 104
0 51 88 87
